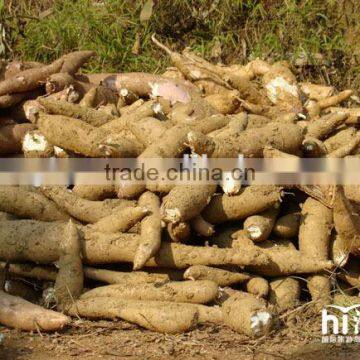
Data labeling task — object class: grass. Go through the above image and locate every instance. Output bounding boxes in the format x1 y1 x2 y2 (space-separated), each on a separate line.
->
1 0 360 91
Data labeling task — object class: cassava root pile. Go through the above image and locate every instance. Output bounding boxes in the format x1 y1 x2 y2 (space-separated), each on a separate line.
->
0 39 359 337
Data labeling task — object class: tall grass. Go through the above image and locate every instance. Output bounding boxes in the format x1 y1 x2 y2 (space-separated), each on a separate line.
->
1 0 360 90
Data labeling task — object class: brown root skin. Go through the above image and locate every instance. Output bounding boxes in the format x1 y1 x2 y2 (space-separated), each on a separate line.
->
41 186 135 224
127 116 169 147
151 34 230 89
187 122 304 158
217 287 243 305
0 211 17 221
0 290 70 331
60 50 95 75
161 185 217 223
0 262 57 282
0 186 70 221
325 107 360 125
55 221 83 311
300 82 334 101
208 225 242 248
0 261 174 285
117 182 147 201
89 206 148 233
119 99 145 116
225 74 269 107
273 212 301 238
331 234 349 267
69 80 95 98
122 117 229 196
75 73 114 84
38 97 115 127
45 73 75 94
245 277 269 298
36 113 139 157
246 58 271 76
43 85 81 104
306 113 348 140
79 85 117 108
181 48 229 78
327 132 360 158
263 146 298 159
202 185 282 224
0 58 64 96
184 265 250 286
245 114 273 129
324 127 357 153
205 90 240 114
0 123 37 155
97 132 143 158
85 267 172 284
333 186 360 258
244 205 280 242
333 293 360 307
71 185 116 201
79 280 218 304
0 220 269 269
68 297 198 334
344 185 360 205
167 222 191 243
299 198 333 261
138 230 266 268
222 292 275 337
5 60 43 79
191 215 214 237
100 100 156 133
297 184 336 208
0 92 35 109
317 89 353 109
269 277 301 311
35 113 103 157
232 234 334 276
162 67 186 80
79 86 98 108
170 97 218 124
119 87 139 105
194 79 229 95
209 113 248 138
146 182 176 196
307 274 332 311
103 72 198 103
133 192 162 271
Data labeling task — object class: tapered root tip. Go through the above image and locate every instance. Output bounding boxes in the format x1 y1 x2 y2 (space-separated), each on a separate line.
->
151 33 172 55
151 33 157 43
133 246 152 271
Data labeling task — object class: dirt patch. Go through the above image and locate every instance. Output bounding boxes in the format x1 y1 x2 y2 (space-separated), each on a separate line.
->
1 307 359 360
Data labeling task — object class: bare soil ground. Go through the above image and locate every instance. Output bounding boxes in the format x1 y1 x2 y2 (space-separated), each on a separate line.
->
1 308 359 360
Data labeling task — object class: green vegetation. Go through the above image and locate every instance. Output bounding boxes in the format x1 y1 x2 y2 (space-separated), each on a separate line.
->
1 0 360 90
